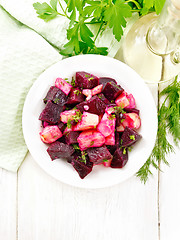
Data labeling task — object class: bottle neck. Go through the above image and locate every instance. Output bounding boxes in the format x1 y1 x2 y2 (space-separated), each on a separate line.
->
147 0 180 55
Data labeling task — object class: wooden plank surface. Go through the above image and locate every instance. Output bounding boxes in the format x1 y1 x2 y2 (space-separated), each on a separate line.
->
17 153 158 240
159 145 180 240
0 168 17 240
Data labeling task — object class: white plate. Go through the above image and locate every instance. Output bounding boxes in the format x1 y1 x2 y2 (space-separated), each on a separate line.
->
22 54 157 189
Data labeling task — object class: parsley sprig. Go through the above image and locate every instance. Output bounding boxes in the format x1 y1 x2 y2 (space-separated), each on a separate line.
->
33 0 165 56
137 77 180 183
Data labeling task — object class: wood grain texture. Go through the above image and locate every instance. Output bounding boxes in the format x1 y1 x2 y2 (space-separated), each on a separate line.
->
0 168 17 240
17 153 158 240
159 145 180 240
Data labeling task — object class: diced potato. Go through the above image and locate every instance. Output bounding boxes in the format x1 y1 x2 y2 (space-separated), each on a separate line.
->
55 77 72 95
115 91 130 108
60 109 80 123
91 84 103 95
77 130 105 150
73 112 99 131
105 131 115 145
39 125 62 143
122 113 141 129
97 112 116 137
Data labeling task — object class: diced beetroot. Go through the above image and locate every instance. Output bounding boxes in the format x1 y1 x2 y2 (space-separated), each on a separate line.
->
115 91 130 108
60 109 81 123
77 130 105 150
73 112 99 131
47 142 75 160
65 131 80 145
39 125 63 143
39 101 63 124
76 95 106 115
55 78 72 95
86 145 112 165
106 132 121 155
122 113 141 129
105 131 115 145
43 121 50 128
43 86 59 103
124 108 140 115
97 93 110 105
99 77 117 90
121 127 142 147
103 158 112 167
102 82 124 101
97 112 116 137
75 71 99 89
57 122 66 133
69 153 93 179
116 112 125 126
67 88 84 105
111 147 128 168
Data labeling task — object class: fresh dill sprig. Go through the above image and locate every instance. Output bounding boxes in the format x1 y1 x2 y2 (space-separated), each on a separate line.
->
137 76 180 183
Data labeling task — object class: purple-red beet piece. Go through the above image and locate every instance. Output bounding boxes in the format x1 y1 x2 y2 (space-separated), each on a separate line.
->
76 95 106 115
65 131 80 145
121 127 142 147
57 122 66 133
69 153 93 179
111 147 128 168
124 108 140 115
43 86 67 106
47 142 75 160
107 132 122 154
99 77 117 90
39 100 63 124
67 88 85 105
97 93 110 105
86 145 112 165
102 82 124 101
75 72 99 89
116 112 125 126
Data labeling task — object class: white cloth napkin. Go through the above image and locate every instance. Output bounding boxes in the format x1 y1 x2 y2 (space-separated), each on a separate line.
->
0 6 61 171
0 0 137 172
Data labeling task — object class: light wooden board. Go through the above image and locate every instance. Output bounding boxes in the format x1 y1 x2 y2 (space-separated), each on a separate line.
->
0 168 17 240
17 153 158 240
159 145 180 240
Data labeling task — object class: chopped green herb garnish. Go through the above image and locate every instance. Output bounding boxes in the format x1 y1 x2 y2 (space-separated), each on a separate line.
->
81 151 87 164
108 114 116 120
123 148 126 155
90 140 94 146
73 111 82 122
72 144 80 150
74 90 80 95
71 77 75 87
103 159 109 162
53 97 60 103
129 135 135 140
67 119 72 129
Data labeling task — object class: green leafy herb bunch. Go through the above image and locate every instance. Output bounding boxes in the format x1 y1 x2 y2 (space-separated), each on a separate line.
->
33 0 166 56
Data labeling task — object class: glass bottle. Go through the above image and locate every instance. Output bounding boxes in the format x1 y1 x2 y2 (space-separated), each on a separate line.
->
123 0 180 83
